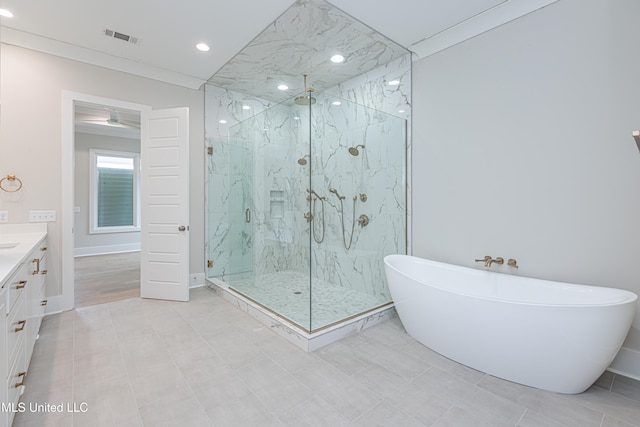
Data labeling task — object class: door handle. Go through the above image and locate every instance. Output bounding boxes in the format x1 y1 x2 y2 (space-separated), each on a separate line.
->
178 226 186 231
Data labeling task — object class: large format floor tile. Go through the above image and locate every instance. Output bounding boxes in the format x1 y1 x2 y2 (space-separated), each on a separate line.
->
12 286 640 427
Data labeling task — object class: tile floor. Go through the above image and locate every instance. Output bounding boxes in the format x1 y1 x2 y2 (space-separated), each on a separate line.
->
229 270 386 330
13 286 640 427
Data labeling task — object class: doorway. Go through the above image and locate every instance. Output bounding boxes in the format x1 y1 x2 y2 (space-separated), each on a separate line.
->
73 101 141 308
57 92 151 313
58 92 190 313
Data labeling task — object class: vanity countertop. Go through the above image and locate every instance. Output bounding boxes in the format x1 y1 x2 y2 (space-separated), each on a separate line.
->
0 223 48 285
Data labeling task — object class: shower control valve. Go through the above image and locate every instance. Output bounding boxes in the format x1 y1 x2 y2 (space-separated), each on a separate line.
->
304 212 313 222
357 214 369 227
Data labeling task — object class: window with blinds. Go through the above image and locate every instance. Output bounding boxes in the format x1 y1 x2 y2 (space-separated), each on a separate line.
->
90 149 140 234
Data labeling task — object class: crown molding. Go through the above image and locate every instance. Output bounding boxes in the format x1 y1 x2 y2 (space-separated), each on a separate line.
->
411 0 559 60
1 27 207 89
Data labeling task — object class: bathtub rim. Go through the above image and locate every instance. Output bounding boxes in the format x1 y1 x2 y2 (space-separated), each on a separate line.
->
384 254 638 308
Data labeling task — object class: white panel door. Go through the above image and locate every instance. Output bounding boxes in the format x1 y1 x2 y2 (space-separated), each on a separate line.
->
140 107 189 301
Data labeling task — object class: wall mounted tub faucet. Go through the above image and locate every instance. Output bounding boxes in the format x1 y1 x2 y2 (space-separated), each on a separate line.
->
474 255 503 267
488 257 504 267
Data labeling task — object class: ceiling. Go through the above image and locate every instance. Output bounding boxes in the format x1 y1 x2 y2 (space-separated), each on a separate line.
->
207 0 411 104
74 103 141 139
0 0 558 91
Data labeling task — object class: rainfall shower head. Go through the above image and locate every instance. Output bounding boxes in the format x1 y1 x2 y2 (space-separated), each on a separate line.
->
294 74 316 106
294 95 316 106
297 155 310 165
348 144 365 156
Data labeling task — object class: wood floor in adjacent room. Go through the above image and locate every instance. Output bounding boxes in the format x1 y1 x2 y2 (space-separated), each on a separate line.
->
74 252 140 308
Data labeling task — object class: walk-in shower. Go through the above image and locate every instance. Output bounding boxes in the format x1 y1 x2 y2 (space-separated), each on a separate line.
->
205 0 410 339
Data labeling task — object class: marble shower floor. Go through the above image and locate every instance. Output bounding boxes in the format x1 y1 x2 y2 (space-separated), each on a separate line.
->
229 271 389 331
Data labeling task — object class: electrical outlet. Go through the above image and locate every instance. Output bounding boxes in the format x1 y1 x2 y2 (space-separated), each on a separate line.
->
29 210 57 222
0 211 8 223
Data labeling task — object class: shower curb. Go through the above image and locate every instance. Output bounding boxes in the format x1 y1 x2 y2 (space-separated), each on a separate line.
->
206 279 396 352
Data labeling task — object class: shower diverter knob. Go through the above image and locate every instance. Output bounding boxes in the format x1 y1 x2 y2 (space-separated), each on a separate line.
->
357 214 369 227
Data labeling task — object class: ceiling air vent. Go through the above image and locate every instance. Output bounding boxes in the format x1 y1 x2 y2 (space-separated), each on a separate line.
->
104 29 138 45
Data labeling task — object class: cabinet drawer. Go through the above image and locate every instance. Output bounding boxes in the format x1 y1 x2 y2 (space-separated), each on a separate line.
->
7 262 28 314
6 339 26 427
7 291 26 368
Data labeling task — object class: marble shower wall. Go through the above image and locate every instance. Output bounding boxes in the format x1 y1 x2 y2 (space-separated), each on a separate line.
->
299 93 406 303
205 53 409 306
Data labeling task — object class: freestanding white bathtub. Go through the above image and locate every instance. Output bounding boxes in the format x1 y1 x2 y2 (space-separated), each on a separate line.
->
383 254 638 394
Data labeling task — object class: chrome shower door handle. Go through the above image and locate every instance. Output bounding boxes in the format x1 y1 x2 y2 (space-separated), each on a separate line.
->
178 226 186 231
245 208 251 223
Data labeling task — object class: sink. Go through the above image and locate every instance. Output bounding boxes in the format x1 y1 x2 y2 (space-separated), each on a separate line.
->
0 243 18 250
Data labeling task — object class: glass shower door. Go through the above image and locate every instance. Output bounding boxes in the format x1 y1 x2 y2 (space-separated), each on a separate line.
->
227 138 255 278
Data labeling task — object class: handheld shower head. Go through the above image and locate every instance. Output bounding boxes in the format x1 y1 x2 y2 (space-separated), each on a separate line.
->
297 155 310 165
348 144 365 156
329 187 345 200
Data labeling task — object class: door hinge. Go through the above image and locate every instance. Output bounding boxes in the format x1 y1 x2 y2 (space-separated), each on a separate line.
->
207 147 214 155
207 260 214 268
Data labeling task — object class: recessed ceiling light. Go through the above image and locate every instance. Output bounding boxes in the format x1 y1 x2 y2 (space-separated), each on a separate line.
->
388 80 400 86
196 43 210 52
277 84 289 91
332 101 342 106
330 54 344 63
219 119 227 124
0 9 14 18
242 105 251 110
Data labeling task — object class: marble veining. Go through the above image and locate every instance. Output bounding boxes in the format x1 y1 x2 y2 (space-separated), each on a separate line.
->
204 0 410 335
207 0 408 104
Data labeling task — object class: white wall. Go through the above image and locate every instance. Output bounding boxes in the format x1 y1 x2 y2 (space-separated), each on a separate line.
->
412 0 640 354
0 44 205 296
74 132 141 256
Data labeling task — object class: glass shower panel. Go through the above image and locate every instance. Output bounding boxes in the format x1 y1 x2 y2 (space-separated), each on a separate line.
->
210 91 405 333
227 139 254 277
309 94 406 331
224 103 312 331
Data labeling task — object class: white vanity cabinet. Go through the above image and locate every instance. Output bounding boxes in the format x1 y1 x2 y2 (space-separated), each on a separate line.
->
25 240 47 364
0 280 7 427
5 260 29 427
0 225 48 427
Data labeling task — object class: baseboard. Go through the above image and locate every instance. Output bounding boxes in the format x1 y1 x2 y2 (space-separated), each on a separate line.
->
74 243 140 257
608 347 640 381
189 272 205 288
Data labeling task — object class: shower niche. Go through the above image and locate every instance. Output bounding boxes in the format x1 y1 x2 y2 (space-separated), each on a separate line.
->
205 0 410 349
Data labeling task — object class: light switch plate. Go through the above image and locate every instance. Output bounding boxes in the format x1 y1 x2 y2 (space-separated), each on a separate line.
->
29 210 56 222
